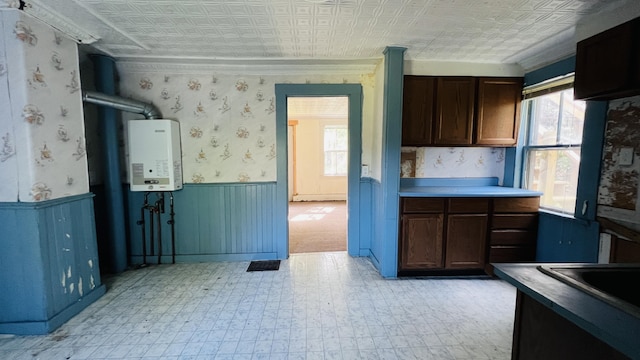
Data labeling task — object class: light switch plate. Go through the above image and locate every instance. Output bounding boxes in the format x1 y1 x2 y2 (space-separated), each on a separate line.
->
361 164 369 177
619 147 634 166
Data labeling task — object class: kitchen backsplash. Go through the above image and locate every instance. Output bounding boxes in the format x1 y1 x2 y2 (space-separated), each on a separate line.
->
112 66 376 184
0 10 89 202
401 147 506 185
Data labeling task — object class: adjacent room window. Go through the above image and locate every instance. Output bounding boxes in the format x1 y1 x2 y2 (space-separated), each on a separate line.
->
522 77 586 214
324 125 348 176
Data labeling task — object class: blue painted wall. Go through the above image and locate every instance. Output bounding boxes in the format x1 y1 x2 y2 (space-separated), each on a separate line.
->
537 213 600 262
0 194 106 334
518 56 607 262
372 47 406 277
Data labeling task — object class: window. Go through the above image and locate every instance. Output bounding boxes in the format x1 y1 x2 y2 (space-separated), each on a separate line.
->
522 81 586 214
324 125 348 176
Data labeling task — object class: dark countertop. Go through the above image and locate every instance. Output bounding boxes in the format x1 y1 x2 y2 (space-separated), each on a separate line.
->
398 177 542 198
494 263 640 359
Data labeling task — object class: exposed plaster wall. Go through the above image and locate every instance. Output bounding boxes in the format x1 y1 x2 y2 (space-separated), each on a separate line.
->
598 95 640 230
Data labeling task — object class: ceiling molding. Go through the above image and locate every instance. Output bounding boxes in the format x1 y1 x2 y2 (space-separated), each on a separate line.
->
504 26 576 72
23 0 100 44
404 60 524 77
68 0 149 50
115 57 381 76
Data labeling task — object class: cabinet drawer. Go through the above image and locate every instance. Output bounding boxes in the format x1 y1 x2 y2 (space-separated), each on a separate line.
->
494 197 540 213
491 230 536 246
402 198 445 213
489 246 536 263
448 198 489 213
492 214 538 230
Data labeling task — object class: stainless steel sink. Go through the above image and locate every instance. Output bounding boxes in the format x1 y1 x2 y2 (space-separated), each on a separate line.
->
538 263 640 318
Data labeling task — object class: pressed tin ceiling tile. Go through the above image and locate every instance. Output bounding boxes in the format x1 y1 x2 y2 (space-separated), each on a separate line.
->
18 0 640 69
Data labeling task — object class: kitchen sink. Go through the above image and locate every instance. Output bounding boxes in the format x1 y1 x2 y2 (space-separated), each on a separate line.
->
538 263 640 318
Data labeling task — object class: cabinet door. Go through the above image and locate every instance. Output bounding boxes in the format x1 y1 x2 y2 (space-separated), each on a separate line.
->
435 77 475 145
445 214 487 269
400 214 444 270
574 18 640 100
402 76 435 146
476 77 523 146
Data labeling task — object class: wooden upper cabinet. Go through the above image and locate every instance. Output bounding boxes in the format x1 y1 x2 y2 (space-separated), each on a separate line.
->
574 17 640 100
475 77 523 146
402 76 436 146
435 77 475 145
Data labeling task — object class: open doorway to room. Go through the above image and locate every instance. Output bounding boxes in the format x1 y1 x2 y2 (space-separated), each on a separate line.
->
287 97 349 254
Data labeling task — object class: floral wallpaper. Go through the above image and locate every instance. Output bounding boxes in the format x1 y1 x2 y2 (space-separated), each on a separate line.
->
116 67 374 184
0 10 89 202
401 146 506 185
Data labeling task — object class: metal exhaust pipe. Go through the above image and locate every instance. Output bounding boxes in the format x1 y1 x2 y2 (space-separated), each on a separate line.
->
82 90 162 119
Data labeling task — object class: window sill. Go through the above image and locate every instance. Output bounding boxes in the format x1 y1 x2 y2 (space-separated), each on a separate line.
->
539 208 575 219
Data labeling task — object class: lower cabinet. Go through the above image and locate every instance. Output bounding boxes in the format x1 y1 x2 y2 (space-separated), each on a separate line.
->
400 213 443 269
399 197 489 272
446 214 488 269
399 196 539 275
488 197 539 274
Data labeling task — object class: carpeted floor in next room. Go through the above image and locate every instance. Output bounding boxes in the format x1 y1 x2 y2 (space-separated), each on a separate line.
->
289 201 347 254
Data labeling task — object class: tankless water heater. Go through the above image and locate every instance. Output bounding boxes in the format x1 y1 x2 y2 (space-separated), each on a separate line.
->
128 119 183 192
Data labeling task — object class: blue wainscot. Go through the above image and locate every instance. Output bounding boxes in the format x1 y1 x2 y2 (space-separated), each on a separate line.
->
0 194 106 335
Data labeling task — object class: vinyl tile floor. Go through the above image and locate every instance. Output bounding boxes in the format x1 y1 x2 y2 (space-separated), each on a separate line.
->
0 252 516 360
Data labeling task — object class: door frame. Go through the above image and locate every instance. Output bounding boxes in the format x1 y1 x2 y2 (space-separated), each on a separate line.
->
275 84 363 258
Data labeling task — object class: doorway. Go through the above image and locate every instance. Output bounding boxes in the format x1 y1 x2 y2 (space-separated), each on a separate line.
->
274 84 363 259
287 97 348 253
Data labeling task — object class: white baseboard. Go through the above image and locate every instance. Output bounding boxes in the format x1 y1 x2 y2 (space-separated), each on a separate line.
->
292 194 347 201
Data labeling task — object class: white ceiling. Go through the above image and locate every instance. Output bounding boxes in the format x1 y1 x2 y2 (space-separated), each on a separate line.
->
17 0 639 70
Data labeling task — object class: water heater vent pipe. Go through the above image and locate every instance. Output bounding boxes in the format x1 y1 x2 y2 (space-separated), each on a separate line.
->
82 90 162 119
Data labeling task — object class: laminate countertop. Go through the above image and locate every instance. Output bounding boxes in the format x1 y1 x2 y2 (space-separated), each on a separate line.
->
494 263 640 359
399 177 542 197
399 185 542 197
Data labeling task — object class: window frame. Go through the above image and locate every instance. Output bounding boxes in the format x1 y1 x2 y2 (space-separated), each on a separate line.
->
521 80 585 215
323 124 348 177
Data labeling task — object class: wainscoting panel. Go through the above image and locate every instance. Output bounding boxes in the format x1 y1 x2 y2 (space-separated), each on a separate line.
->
0 194 105 334
127 183 279 263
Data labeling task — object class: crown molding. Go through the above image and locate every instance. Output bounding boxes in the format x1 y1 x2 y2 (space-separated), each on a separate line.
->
114 57 381 76
22 0 100 44
504 26 576 72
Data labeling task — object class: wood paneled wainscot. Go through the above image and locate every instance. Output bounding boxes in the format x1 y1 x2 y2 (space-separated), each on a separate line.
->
400 196 540 275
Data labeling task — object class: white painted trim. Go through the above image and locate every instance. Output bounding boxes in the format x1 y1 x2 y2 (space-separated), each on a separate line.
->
115 58 380 75
292 194 347 201
598 233 611 264
22 0 100 44
404 60 524 77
